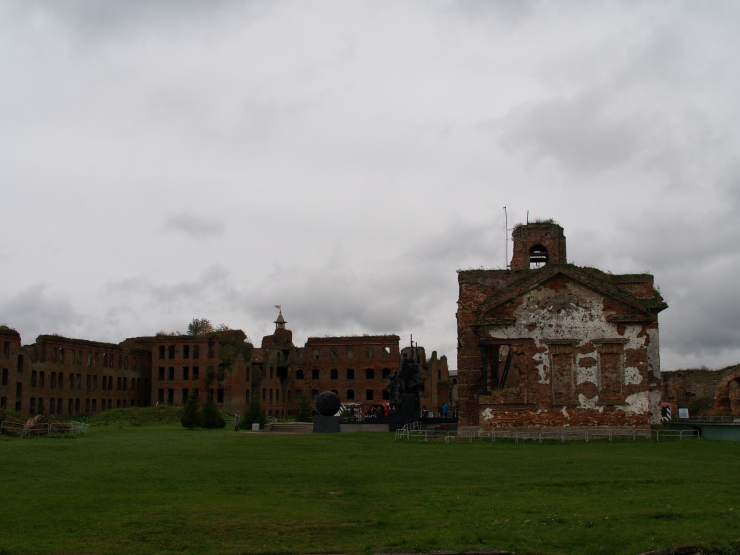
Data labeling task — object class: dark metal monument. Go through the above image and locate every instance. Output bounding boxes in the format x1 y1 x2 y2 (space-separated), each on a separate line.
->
312 391 341 433
386 336 426 431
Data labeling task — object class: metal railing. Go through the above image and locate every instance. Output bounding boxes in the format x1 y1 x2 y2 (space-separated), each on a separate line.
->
671 416 740 424
0 420 88 438
394 426 702 444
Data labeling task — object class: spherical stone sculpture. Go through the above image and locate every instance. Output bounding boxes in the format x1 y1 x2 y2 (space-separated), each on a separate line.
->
315 391 341 417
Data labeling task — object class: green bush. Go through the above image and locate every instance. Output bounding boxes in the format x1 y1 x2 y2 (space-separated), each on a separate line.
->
294 393 313 422
243 395 266 429
180 391 200 429
199 395 226 429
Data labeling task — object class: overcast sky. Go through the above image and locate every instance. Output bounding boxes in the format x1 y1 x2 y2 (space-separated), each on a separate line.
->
1 1 739 371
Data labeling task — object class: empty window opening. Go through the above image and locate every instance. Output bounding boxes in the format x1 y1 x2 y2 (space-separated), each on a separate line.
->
193 345 200 359
51 348 57 363
158 389 164 403
158 346 165 360
296 369 304 380
167 389 174 404
529 244 549 268
57 398 62 414
287 390 291 401
330 348 338 360
116 399 121 408
86 375 91 389
438 370 441 380
168 345 175 360
0 396 5 409
69 373 74 389
269 389 273 402
68 399 73 414
382 368 390 379
192 366 199 380
59 348 65 363
312 349 320 361
29 397 36 414
15 401 20 412
346 348 354 360
366 369 374 380
58 372 63 390
38 397 44 414
217 388 224 403
93 353 98 367
85 399 90 412
103 353 107 367
16 382 21 396
296 390 303 401
31 371 37 387
87 353 92 366
182 388 189 403
183 345 190 359
50 372 56 388
76 374 81 389
382 389 389 400
382 346 390 359
117 377 121 391
311 389 319 401
124 357 128 370
183 367 189 380
312 369 319 380
123 377 127 390
118 355 122 368
2 341 8 357
75 398 80 413
39 371 45 387
262 388 266 400
277 366 287 380
207 341 215 359
245 389 250 401
330 368 338 380
92 399 97 412
107 376 112 390
1 368 7 386
366 389 374 401
17 354 23 372
276 389 279 402
347 389 354 400
158 367 165 380
347 369 355 380
366 348 373 359
168 367 174 380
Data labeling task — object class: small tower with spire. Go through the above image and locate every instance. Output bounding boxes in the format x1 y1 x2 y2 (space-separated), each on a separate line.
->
261 305 294 348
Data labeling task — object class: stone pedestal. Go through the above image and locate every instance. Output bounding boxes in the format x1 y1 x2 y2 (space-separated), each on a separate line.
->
389 395 420 432
313 415 340 433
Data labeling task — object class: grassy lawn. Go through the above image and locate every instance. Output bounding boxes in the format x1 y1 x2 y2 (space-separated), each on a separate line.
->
1 426 739 555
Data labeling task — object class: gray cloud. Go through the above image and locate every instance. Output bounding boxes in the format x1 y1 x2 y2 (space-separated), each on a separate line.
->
163 212 225 239
0 284 84 343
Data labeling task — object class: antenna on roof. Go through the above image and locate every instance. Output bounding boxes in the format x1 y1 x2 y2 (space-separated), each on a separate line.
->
503 206 508 268
527 210 529 224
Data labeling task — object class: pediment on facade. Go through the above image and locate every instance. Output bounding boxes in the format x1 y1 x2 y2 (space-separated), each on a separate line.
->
475 267 655 325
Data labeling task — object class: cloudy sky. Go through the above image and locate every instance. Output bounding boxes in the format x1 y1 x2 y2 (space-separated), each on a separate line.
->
1 1 739 371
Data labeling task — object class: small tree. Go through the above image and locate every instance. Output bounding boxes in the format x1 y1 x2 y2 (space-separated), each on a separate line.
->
294 393 313 422
200 394 226 429
180 390 200 429
187 318 214 337
243 395 267 429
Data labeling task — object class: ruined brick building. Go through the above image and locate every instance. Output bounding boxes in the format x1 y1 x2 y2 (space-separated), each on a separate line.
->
661 364 740 417
0 311 450 418
456 221 668 429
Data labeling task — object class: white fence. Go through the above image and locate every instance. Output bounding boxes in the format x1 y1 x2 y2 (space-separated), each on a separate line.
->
0 420 89 438
395 426 701 444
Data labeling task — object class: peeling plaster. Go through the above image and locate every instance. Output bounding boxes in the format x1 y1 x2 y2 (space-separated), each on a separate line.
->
624 367 642 385
618 391 650 414
648 390 662 425
577 394 604 412
561 405 570 419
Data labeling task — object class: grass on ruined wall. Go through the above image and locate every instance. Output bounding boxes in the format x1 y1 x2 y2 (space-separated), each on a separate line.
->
1 428 740 555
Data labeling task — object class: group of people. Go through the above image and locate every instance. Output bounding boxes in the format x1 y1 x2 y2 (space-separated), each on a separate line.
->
421 403 451 418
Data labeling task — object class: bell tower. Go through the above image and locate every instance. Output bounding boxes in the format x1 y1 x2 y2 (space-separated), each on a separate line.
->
510 221 567 270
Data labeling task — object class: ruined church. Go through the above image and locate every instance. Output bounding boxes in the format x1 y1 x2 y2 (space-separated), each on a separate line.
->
456 221 667 429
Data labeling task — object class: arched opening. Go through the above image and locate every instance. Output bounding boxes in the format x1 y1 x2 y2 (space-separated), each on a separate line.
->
529 244 549 268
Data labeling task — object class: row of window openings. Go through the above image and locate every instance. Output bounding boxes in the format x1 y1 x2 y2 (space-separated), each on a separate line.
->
158 344 214 360
310 346 391 361
157 367 200 381
10 370 145 392
295 368 392 380
246 388 385 403
158 388 214 404
44 347 143 370
2 341 10 357
13 397 141 415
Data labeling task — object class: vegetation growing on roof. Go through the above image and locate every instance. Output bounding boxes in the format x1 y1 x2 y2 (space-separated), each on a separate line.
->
512 217 560 234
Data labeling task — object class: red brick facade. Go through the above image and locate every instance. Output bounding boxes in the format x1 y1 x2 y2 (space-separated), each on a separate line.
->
457 222 667 430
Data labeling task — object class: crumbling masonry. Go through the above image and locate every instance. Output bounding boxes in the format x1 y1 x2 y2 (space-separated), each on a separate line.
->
456 221 667 429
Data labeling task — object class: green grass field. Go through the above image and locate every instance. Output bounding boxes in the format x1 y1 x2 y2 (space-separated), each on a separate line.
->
1 426 739 555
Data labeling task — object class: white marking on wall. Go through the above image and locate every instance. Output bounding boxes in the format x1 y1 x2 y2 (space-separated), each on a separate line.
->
624 366 642 385
617 391 649 414
561 405 570 419
577 394 604 412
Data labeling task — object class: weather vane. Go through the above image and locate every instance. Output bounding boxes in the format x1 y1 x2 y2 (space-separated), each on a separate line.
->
274 305 281 310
